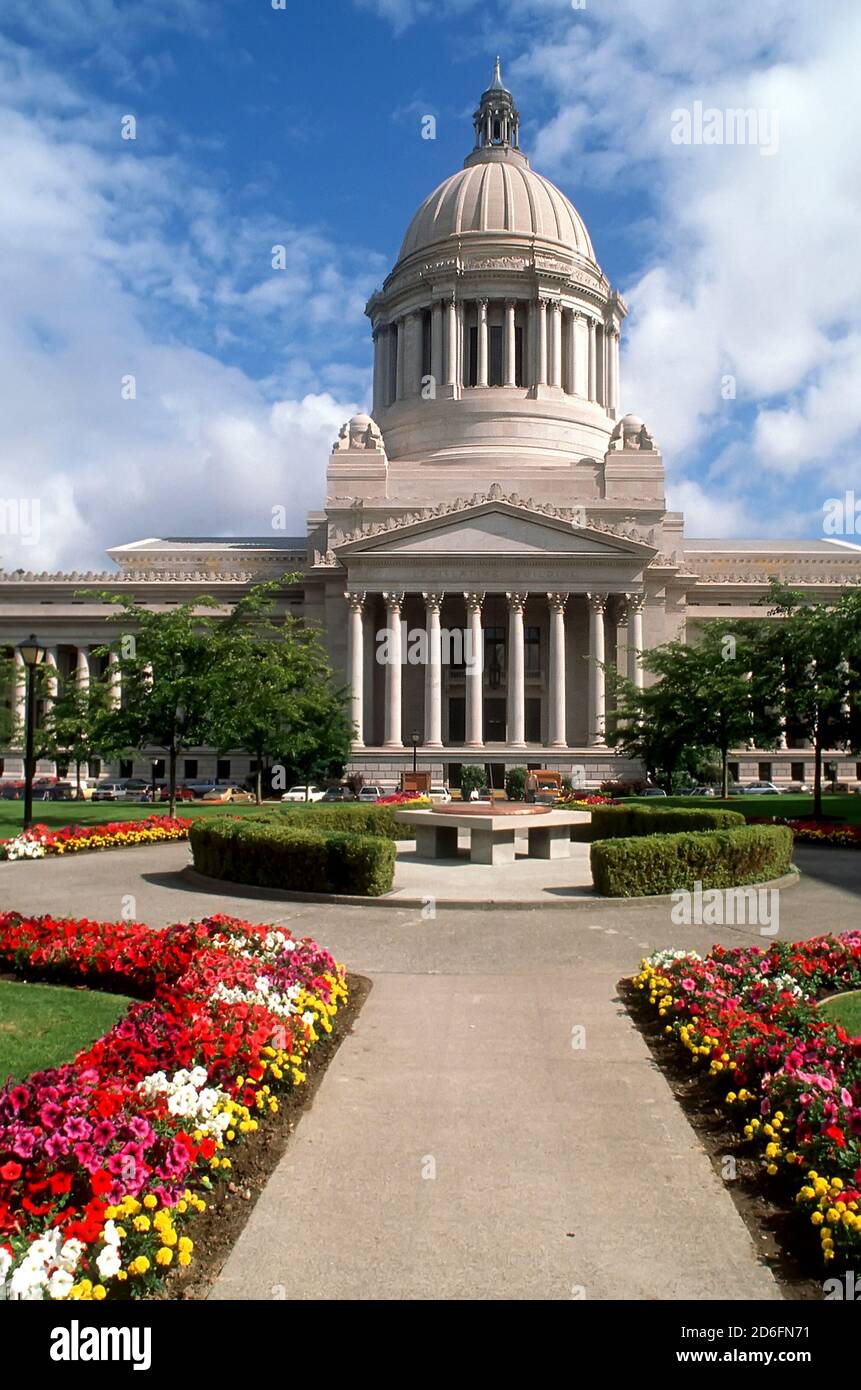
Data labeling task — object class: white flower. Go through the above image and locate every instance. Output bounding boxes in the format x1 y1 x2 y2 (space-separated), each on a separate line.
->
102 1219 121 1247
0 1248 11 1283
96 1244 122 1280
48 1268 74 1300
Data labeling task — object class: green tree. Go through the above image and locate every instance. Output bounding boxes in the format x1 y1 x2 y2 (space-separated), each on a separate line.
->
766 584 861 817
207 585 352 804
41 675 112 797
90 594 222 818
607 624 781 796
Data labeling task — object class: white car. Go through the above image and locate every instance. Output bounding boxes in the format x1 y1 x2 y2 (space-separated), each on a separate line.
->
428 783 452 803
357 784 385 803
281 784 326 803
742 781 781 795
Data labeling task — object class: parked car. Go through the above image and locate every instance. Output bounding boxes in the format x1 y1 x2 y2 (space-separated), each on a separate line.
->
92 780 128 802
46 779 99 801
281 784 326 803
428 783 452 803
201 785 254 804
681 784 716 798
742 781 781 795
321 785 356 802
785 781 810 794
638 786 668 797
356 784 385 803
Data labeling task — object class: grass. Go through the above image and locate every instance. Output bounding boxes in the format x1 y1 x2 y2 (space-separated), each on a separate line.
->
619 795 861 824
0 800 273 840
818 990 861 1037
0 980 133 1082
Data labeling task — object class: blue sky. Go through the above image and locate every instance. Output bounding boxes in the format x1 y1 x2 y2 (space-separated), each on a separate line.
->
0 0 859 568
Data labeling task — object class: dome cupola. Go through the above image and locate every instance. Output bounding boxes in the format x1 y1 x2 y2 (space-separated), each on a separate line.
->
473 57 521 152
362 63 628 484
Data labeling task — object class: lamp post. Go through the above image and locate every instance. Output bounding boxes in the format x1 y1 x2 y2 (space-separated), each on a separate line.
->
410 729 421 776
20 635 45 831
151 758 159 804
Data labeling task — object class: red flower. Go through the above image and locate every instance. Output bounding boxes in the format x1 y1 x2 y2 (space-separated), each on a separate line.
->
90 1169 113 1197
0 1161 22 1182
824 1124 847 1148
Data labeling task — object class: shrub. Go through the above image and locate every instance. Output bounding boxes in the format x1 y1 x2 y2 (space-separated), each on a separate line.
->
190 817 396 896
505 766 527 801
590 804 745 840
276 802 413 840
459 765 485 798
591 824 793 898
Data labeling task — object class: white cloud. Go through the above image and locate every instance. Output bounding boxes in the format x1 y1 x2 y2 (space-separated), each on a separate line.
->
511 0 861 525
0 37 371 571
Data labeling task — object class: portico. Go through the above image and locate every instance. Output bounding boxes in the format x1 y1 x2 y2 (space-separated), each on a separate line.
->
332 491 655 758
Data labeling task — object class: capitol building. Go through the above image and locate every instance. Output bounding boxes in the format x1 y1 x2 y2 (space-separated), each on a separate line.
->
3 64 860 791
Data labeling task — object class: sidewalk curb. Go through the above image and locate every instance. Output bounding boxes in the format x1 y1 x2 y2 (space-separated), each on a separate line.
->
181 864 801 913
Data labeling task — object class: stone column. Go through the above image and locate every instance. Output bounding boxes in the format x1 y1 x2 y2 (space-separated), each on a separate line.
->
431 301 443 390
464 592 484 748
423 593 444 748
382 592 404 748
372 329 383 417
476 299 489 387
456 300 465 388
587 593 607 747
405 311 424 398
13 648 25 742
504 300 517 386
75 645 90 692
536 299 548 386
395 318 405 401
564 311 575 395
346 592 366 748
626 593 645 689
445 297 457 387
587 317 597 402
44 647 58 709
549 302 563 388
108 649 122 710
506 592 527 748
607 326 619 415
547 593 568 748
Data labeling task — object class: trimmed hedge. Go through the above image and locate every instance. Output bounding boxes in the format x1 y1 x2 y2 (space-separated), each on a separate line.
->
277 803 414 840
590 824 794 898
589 804 745 840
190 817 396 897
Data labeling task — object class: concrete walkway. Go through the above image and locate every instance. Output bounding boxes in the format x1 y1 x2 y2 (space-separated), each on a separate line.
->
2 842 858 1299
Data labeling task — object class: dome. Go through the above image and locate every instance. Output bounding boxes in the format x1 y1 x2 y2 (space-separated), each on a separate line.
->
398 153 595 263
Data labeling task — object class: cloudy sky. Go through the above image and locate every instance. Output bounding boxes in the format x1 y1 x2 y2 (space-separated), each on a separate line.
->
0 0 859 569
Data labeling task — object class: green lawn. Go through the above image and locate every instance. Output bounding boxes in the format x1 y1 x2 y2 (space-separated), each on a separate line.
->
818 990 861 1037
0 800 273 840
619 795 861 824
0 980 133 1082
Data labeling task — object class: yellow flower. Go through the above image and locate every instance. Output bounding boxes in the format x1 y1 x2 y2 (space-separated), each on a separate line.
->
133 1216 151 1233
178 1252 192 1267
93 1285 107 1300
178 1237 193 1254
143 1194 158 1210
156 1247 174 1267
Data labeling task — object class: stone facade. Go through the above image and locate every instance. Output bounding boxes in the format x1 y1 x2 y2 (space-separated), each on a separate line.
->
2 64 860 791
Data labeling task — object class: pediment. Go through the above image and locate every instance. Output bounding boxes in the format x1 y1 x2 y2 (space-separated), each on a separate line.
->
334 501 656 560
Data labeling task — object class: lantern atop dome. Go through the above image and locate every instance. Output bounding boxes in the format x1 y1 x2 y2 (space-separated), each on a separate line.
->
473 57 520 152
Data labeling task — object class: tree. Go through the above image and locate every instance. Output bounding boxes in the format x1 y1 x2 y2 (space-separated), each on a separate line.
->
607 623 781 796
765 584 861 817
204 584 352 804
41 675 112 797
91 594 222 819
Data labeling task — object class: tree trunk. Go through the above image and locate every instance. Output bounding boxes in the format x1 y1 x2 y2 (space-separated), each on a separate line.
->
255 761 263 806
75 759 83 799
169 746 177 820
813 736 823 819
721 747 729 800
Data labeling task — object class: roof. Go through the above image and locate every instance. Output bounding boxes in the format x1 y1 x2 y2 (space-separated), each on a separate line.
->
683 538 861 554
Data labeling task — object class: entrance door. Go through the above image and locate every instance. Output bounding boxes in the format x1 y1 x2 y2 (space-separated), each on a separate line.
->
484 698 506 742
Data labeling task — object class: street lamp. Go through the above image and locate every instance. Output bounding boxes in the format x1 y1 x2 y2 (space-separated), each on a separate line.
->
20 635 45 831
410 729 421 776
151 758 159 804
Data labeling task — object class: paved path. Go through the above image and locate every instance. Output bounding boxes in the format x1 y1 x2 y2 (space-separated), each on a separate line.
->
2 842 858 1299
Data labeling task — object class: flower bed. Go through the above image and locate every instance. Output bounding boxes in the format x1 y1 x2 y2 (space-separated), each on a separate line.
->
0 910 347 1299
632 932 861 1267
759 818 861 849
1 815 191 861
